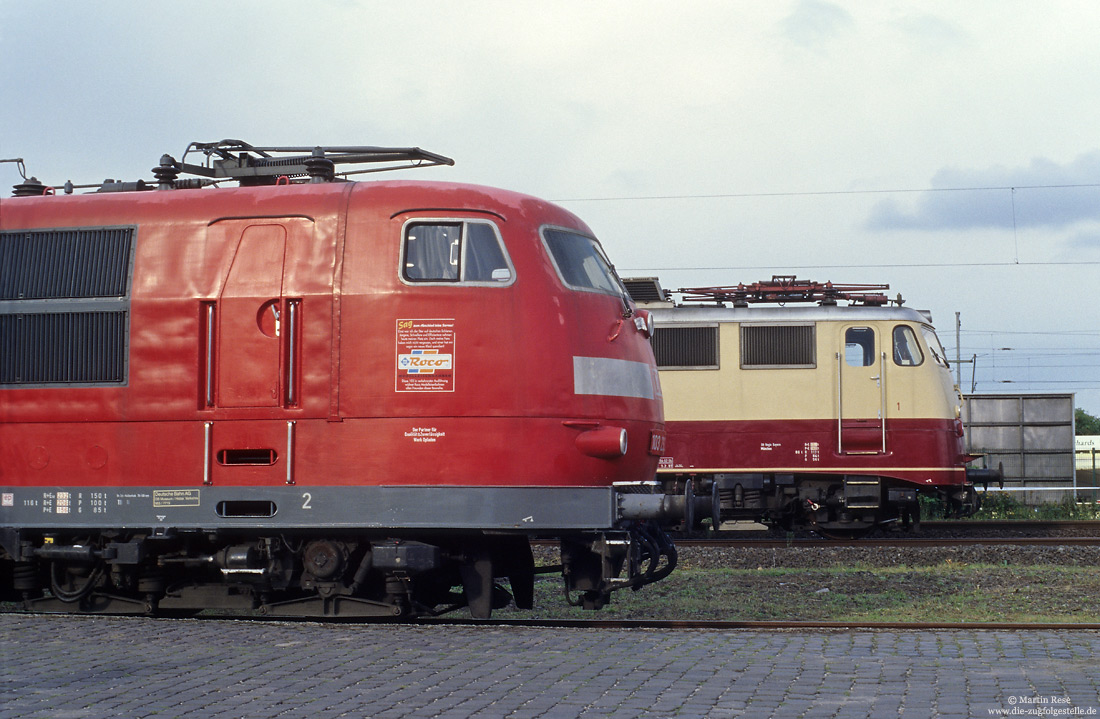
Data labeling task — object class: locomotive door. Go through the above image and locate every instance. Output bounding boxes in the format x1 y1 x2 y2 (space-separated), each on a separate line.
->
837 325 887 454
218 223 288 408
203 218 312 487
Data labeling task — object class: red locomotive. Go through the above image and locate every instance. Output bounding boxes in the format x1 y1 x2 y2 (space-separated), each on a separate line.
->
625 276 996 538
0 141 695 618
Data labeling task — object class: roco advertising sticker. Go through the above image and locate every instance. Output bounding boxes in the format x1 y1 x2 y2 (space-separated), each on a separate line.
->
395 319 455 392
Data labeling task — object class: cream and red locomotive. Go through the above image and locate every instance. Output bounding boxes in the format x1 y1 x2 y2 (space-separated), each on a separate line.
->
626 276 991 537
0 141 696 618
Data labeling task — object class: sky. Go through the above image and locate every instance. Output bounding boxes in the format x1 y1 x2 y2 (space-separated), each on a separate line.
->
2 1 1099 416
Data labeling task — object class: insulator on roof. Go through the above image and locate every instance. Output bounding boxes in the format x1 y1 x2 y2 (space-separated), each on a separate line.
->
152 155 180 190
12 176 48 197
305 147 335 183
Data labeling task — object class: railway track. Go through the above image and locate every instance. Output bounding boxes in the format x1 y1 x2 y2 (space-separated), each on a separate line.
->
678 519 1100 546
712 519 1100 533
921 519 1100 529
678 536 1100 549
913 520 1100 534
420 617 1100 631
14 612 1088 631
528 522 1100 551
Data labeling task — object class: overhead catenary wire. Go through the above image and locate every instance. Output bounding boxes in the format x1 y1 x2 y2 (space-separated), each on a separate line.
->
620 260 1100 271
553 181 1100 203
556 180 1100 272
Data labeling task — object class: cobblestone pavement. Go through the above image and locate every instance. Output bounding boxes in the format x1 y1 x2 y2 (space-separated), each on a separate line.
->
2 615 1099 718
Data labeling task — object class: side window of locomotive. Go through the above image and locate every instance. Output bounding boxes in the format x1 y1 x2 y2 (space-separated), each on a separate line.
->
844 327 876 367
920 325 950 369
402 221 511 284
463 222 510 282
542 228 622 296
404 223 459 281
892 325 924 366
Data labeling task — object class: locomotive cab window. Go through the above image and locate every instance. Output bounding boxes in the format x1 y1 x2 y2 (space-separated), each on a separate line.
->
844 327 876 367
542 228 628 298
892 325 924 366
921 325 950 368
402 221 513 284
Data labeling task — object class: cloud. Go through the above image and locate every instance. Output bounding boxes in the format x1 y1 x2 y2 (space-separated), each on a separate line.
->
891 12 969 50
1066 227 1100 251
780 0 854 48
866 151 1100 231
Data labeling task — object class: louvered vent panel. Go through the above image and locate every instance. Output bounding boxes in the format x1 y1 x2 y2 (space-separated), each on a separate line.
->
0 311 127 384
0 227 133 299
622 277 666 303
741 325 815 368
652 326 718 368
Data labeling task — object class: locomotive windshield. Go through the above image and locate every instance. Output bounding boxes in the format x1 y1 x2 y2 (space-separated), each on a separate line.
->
921 325 950 368
542 228 630 302
892 325 924 366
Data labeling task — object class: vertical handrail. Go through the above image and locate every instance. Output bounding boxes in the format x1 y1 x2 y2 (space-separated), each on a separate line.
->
286 420 296 485
879 350 887 453
836 351 843 454
286 300 299 406
205 303 216 407
203 422 213 485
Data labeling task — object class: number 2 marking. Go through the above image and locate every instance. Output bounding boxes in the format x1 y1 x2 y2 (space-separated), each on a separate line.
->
301 492 312 510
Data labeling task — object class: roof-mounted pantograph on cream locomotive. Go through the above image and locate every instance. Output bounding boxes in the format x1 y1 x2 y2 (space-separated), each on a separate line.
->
625 276 1000 538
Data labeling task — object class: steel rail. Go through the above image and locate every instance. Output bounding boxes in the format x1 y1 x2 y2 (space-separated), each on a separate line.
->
702 520 1100 534
919 520 1100 531
677 537 1100 549
15 611 1100 633
9 612 1099 631
417 618 1100 631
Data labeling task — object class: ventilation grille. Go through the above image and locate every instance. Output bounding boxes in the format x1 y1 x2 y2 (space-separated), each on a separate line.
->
622 277 667 303
741 325 816 368
1 226 134 387
1 311 127 384
652 326 718 368
0 227 133 299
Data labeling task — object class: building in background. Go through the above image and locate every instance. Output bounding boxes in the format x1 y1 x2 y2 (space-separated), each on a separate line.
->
1077 435 1100 503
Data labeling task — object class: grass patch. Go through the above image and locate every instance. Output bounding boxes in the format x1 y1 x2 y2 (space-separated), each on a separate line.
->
921 493 1100 520
504 564 1100 623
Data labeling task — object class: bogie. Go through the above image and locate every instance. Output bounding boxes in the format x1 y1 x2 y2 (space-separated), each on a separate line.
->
0 525 683 618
